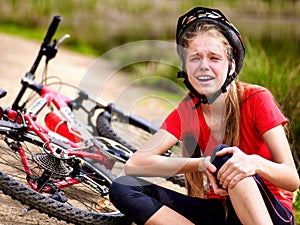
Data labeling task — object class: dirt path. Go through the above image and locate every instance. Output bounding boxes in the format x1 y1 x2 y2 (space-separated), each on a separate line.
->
0 33 185 224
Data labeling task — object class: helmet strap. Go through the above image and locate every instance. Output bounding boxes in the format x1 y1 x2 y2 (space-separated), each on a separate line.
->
221 54 236 93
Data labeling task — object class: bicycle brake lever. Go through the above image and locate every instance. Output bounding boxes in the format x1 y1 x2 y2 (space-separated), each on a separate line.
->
55 34 70 49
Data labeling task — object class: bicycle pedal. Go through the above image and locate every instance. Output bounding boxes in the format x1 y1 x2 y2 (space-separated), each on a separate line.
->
94 199 115 211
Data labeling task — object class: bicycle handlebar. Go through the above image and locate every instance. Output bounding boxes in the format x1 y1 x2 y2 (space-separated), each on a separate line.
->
29 15 61 75
12 15 61 110
43 15 61 46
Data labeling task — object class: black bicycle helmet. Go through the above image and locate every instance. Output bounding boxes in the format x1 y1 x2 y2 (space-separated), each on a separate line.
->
176 7 245 106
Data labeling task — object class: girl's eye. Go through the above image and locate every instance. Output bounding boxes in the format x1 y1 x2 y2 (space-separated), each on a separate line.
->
190 57 200 61
211 56 221 61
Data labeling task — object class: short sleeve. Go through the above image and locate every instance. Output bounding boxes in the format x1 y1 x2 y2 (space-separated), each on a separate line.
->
251 89 288 134
161 109 182 139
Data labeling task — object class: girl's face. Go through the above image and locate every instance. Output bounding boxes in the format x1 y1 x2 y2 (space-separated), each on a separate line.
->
185 32 234 97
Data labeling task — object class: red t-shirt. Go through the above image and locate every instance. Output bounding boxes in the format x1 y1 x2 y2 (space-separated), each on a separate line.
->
161 84 293 212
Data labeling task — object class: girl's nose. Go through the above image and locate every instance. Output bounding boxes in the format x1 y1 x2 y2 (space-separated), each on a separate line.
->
198 58 209 71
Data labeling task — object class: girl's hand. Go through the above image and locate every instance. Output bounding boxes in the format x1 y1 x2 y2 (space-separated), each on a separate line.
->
205 166 228 196
216 147 256 189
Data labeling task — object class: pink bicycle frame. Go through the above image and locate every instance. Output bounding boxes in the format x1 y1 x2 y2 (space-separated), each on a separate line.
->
3 84 115 192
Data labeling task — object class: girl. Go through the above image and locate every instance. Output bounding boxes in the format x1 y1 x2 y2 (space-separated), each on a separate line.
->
109 6 299 225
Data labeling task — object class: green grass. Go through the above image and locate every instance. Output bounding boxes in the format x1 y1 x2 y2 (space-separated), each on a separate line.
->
0 0 298 56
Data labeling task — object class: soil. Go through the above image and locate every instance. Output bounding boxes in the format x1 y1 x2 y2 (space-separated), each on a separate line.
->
0 33 185 224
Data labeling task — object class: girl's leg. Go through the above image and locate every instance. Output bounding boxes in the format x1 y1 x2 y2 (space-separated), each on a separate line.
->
145 206 194 225
212 145 294 225
211 146 271 224
228 177 273 225
109 176 226 225
253 175 294 225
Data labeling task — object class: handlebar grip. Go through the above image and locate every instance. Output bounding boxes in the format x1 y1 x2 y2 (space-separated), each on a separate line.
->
43 15 61 44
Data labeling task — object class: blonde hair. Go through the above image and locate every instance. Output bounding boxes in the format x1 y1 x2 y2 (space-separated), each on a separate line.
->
180 22 244 198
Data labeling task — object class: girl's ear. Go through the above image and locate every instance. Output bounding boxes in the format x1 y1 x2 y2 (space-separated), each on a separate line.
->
229 59 236 76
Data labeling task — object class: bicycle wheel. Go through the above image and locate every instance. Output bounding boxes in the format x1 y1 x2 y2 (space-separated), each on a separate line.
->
0 120 131 225
96 111 153 152
96 110 186 187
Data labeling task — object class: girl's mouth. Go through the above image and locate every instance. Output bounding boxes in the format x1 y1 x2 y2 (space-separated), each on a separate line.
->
196 76 214 82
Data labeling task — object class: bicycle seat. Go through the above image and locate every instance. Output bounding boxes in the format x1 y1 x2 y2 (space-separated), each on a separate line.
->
0 88 7 99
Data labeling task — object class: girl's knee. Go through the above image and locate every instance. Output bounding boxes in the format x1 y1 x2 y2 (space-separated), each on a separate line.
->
110 176 132 194
211 144 233 171
210 145 233 187
109 176 144 201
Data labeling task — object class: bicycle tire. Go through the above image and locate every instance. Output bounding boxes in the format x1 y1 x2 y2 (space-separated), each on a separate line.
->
0 120 131 225
96 111 144 152
96 110 186 187
0 171 131 225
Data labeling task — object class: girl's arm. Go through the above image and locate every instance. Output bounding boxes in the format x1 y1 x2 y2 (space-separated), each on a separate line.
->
216 125 300 191
125 129 214 177
255 125 299 191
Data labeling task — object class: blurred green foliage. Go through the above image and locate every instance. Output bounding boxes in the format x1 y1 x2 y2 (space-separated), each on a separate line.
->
0 0 299 56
